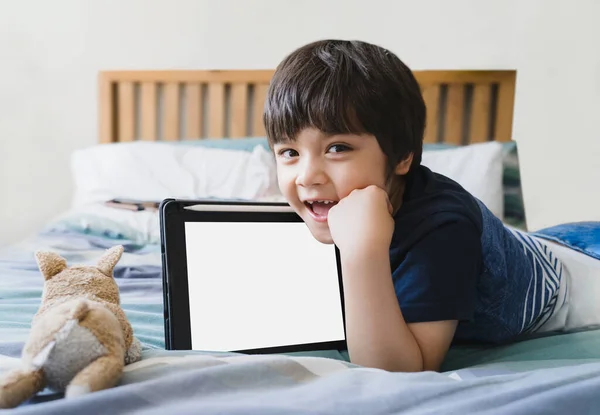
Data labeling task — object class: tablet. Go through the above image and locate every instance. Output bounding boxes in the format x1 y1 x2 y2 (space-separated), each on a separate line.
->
159 198 347 354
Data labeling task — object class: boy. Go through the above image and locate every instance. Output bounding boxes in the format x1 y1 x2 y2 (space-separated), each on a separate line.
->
263 39 567 372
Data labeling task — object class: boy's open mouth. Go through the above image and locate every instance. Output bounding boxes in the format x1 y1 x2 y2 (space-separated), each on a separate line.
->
304 200 338 220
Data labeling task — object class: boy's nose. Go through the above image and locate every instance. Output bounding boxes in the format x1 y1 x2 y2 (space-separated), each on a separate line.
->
295 159 327 187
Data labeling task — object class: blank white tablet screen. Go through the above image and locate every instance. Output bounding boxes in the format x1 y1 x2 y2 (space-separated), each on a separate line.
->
184 221 345 352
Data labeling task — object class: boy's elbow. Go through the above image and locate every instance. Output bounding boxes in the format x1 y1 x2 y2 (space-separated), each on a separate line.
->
350 349 425 373
383 361 424 373
352 358 424 373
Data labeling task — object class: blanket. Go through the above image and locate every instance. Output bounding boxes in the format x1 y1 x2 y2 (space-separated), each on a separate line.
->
1 350 600 414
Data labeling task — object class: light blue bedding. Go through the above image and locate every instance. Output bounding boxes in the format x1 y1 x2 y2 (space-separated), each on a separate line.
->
0 230 165 353
2 223 600 413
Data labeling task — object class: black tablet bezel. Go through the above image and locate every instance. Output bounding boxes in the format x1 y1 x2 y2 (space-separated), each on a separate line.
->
159 198 347 354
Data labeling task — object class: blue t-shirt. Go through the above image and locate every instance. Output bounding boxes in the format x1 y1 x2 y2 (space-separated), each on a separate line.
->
390 165 564 344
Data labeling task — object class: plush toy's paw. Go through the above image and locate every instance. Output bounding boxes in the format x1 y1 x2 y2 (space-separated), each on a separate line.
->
65 355 123 398
0 367 45 409
125 337 142 365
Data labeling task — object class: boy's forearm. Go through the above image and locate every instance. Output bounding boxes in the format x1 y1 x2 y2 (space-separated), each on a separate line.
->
340 249 423 372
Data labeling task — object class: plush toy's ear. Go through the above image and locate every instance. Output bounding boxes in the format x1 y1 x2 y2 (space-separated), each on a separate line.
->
35 251 67 280
97 245 124 277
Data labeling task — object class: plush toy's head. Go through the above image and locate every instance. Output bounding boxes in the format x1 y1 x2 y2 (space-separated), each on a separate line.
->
34 245 124 306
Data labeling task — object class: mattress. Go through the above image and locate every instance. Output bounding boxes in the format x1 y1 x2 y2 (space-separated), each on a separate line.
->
1 223 600 414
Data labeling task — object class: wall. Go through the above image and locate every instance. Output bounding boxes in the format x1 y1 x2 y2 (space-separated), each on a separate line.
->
0 0 518 246
0 0 597 245
512 0 600 230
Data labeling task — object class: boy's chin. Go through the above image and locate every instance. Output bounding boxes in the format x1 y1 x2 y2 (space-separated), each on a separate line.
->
306 224 335 245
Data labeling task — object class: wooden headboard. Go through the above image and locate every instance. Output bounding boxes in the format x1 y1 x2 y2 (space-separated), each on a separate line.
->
99 69 516 145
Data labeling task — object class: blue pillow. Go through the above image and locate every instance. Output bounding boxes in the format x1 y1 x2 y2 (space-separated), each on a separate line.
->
533 222 600 261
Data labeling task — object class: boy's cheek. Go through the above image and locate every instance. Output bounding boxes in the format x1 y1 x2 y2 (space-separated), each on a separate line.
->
276 172 296 197
276 179 290 199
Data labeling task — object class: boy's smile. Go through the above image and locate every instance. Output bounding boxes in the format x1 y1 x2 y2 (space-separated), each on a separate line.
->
304 200 338 223
273 128 390 244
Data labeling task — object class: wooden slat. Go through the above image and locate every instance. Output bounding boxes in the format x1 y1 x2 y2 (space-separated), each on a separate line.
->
118 82 135 142
103 70 513 86
208 83 225 138
140 83 157 141
252 84 268 136
230 83 248 138
100 70 274 84
415 70 515 85
185 83 202 139
163 83 180 141
469 84 491 143
444 84 465 145
422 85 440 143
98 70 517 145
494 76 516 142
99 75 113 143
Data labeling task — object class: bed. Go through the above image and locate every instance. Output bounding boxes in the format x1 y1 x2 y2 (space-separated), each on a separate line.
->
1 69 600 414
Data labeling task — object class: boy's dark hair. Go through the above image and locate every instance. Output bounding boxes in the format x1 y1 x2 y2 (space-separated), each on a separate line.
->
263 39 426 173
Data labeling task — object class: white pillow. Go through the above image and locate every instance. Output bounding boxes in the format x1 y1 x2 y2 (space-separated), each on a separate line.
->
421 141 504 219
70 142 281 208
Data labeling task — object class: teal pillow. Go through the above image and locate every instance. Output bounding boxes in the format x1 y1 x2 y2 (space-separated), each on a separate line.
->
499 142 526 228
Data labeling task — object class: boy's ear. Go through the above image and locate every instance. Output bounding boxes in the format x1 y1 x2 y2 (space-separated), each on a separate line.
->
35 251 67 280
394 153 413 175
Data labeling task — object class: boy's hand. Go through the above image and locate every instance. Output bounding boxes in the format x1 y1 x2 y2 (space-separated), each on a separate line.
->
328 185 394 255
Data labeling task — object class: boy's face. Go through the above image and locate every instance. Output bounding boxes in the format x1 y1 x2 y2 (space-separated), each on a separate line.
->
273 127 389 244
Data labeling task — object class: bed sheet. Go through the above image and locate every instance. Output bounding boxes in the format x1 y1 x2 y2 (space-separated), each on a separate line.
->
2 226 600 413
0 229 165 354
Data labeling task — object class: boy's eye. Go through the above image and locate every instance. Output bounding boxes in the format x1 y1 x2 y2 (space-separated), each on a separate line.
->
278 149 299 159
327 144 351 153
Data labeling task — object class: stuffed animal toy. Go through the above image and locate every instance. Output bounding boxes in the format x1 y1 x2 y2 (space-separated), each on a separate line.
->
0 245 142 408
